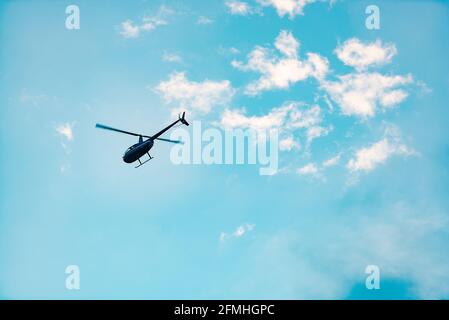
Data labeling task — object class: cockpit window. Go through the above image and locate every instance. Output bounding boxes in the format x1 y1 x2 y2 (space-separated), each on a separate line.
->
125 144 139 152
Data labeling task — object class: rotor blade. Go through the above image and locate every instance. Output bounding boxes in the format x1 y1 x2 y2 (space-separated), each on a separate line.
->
95 124 150 138
155 137 184 144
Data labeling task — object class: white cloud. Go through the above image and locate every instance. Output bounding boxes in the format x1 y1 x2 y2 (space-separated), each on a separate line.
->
219 102 327 154
347 130 416 173
229 47 240 54
287 104 322 129
257 0 320 18
297 162 318 175
56 123 74 141
322 154 340 167
197 16 214 25
162 52 182 63
19 89 57 108
220 223 255 242
155 72 235 115
225 1 254 15
140 17 167 31
220 102 323 132
60 164 71 173
321 94 335 112
322 72 413 119
220 106 289 131
237 203 449 299
306 125 331 146
295 153 340 178
218 46 241 56
56 122 75 155
334 204 449 299
335 38 397 71
275 28 299 58
322 38 413 119
119 5 172 38
119 20 140 38
232 30 329 95
279 135 300 151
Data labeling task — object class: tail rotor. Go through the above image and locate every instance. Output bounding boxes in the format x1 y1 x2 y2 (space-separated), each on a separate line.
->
179 111 189 126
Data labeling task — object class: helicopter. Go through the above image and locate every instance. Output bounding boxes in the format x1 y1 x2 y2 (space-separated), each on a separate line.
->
96 112 189 168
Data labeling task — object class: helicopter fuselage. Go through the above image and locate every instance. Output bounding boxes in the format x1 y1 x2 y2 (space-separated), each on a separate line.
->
122 138 154 163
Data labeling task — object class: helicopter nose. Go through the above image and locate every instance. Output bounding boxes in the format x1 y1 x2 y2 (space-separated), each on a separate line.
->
122 153 132 163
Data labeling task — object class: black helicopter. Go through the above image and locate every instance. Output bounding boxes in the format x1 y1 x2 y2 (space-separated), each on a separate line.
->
96 112 189 168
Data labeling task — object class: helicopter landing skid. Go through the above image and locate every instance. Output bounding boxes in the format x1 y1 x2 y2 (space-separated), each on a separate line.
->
135 153 153 168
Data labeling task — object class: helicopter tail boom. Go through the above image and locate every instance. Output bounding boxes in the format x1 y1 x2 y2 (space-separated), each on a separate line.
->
151 112 189 140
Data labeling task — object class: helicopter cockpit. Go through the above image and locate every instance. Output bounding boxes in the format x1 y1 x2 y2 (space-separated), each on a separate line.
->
124 143 138 155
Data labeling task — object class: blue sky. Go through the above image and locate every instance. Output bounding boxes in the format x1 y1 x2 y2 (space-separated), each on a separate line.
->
1 0 449 299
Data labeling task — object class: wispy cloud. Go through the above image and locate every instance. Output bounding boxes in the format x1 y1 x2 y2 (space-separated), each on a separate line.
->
220 102 323 131
119 5 173 38
162 52 182 63
306 125 331 147
297 162 319 175
197 16 214 25
60 163 71 173
220 223 255 242
119 20 140 38
55 122 75 155
238 203 449 299
347 126 416 173
19 89 57 108
279 135 300 151
322 153 340 167
295 153 340 179
219 101 329 154
218 46 241 56
56 123 74 142
229 47 240 54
